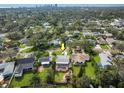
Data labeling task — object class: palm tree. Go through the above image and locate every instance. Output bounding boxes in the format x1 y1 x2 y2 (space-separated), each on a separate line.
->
112 58 124 81
46 68 55 84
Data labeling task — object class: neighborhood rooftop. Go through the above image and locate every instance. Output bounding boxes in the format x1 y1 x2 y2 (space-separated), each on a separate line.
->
15 58 34 77
40 57 51 65
56 55 69 64
0 62 15 77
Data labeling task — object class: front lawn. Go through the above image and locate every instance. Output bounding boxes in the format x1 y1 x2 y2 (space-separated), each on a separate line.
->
52 50 62 55
73 66 80 76
85 62 96 80
55 51 62 55
10 72 33 88
55 72 65 82
100 44 109 49
20 47 33 53
19 44 26 48
94 55 100 63
37 68 49 82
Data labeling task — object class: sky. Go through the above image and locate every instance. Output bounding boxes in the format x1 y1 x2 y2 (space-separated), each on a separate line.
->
0 4 124 8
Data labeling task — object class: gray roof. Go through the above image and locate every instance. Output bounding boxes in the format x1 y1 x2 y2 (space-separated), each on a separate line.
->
16 58 34 65
115 55 124 59
0 63 5 74
15 58 34 77
40 57 50 65
49 39 61 45
0 62 15 76
40 57 50 62
3 62 15 76
56 55 69 64
20 38 29 45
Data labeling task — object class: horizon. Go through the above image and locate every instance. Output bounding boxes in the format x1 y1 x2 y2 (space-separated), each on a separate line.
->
0 4 124 8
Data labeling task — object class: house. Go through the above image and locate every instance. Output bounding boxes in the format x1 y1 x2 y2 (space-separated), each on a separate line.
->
83 32 93 37
115 54 124 59
87 39 96 46
103 32 113 39
97 37 107 44
111 19 124 27
99 53 112 68
48 39 61 46
39 57 51 67
24 52 34 58
71 53 90 65
73 31 80 34
0 62 15 78
20 38 29 45
92 45 103 53
43 22 51 29
93 32 101 36
15 58 34 77
106 38 115 46
56 55 70 72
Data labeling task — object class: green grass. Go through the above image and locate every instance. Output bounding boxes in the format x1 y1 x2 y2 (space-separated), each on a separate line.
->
73 66 80 76
20 47 33 53
85 62 96 80
52 50 62 55
100 44 109 49
10 72 33 88
10 68 50 87
37 68 49 82
55 51 62 55
55 72 65 82
19 44 26 48
94 55 100 63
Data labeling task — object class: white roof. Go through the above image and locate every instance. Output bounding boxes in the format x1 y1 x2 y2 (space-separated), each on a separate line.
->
99 53 111 67
41 62 50 65
56 61 69 64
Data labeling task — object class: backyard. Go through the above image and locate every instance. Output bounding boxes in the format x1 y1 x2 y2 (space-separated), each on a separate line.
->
100 44 110 49
19 46 33 53
10 72 33 88
85 62 96 80
94 54 100 63
37 68 49 82
72 66 80 76
55 72 65 83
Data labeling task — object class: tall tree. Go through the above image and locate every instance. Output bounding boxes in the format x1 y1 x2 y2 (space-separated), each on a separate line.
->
78 65 85 78
30 74 42 88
